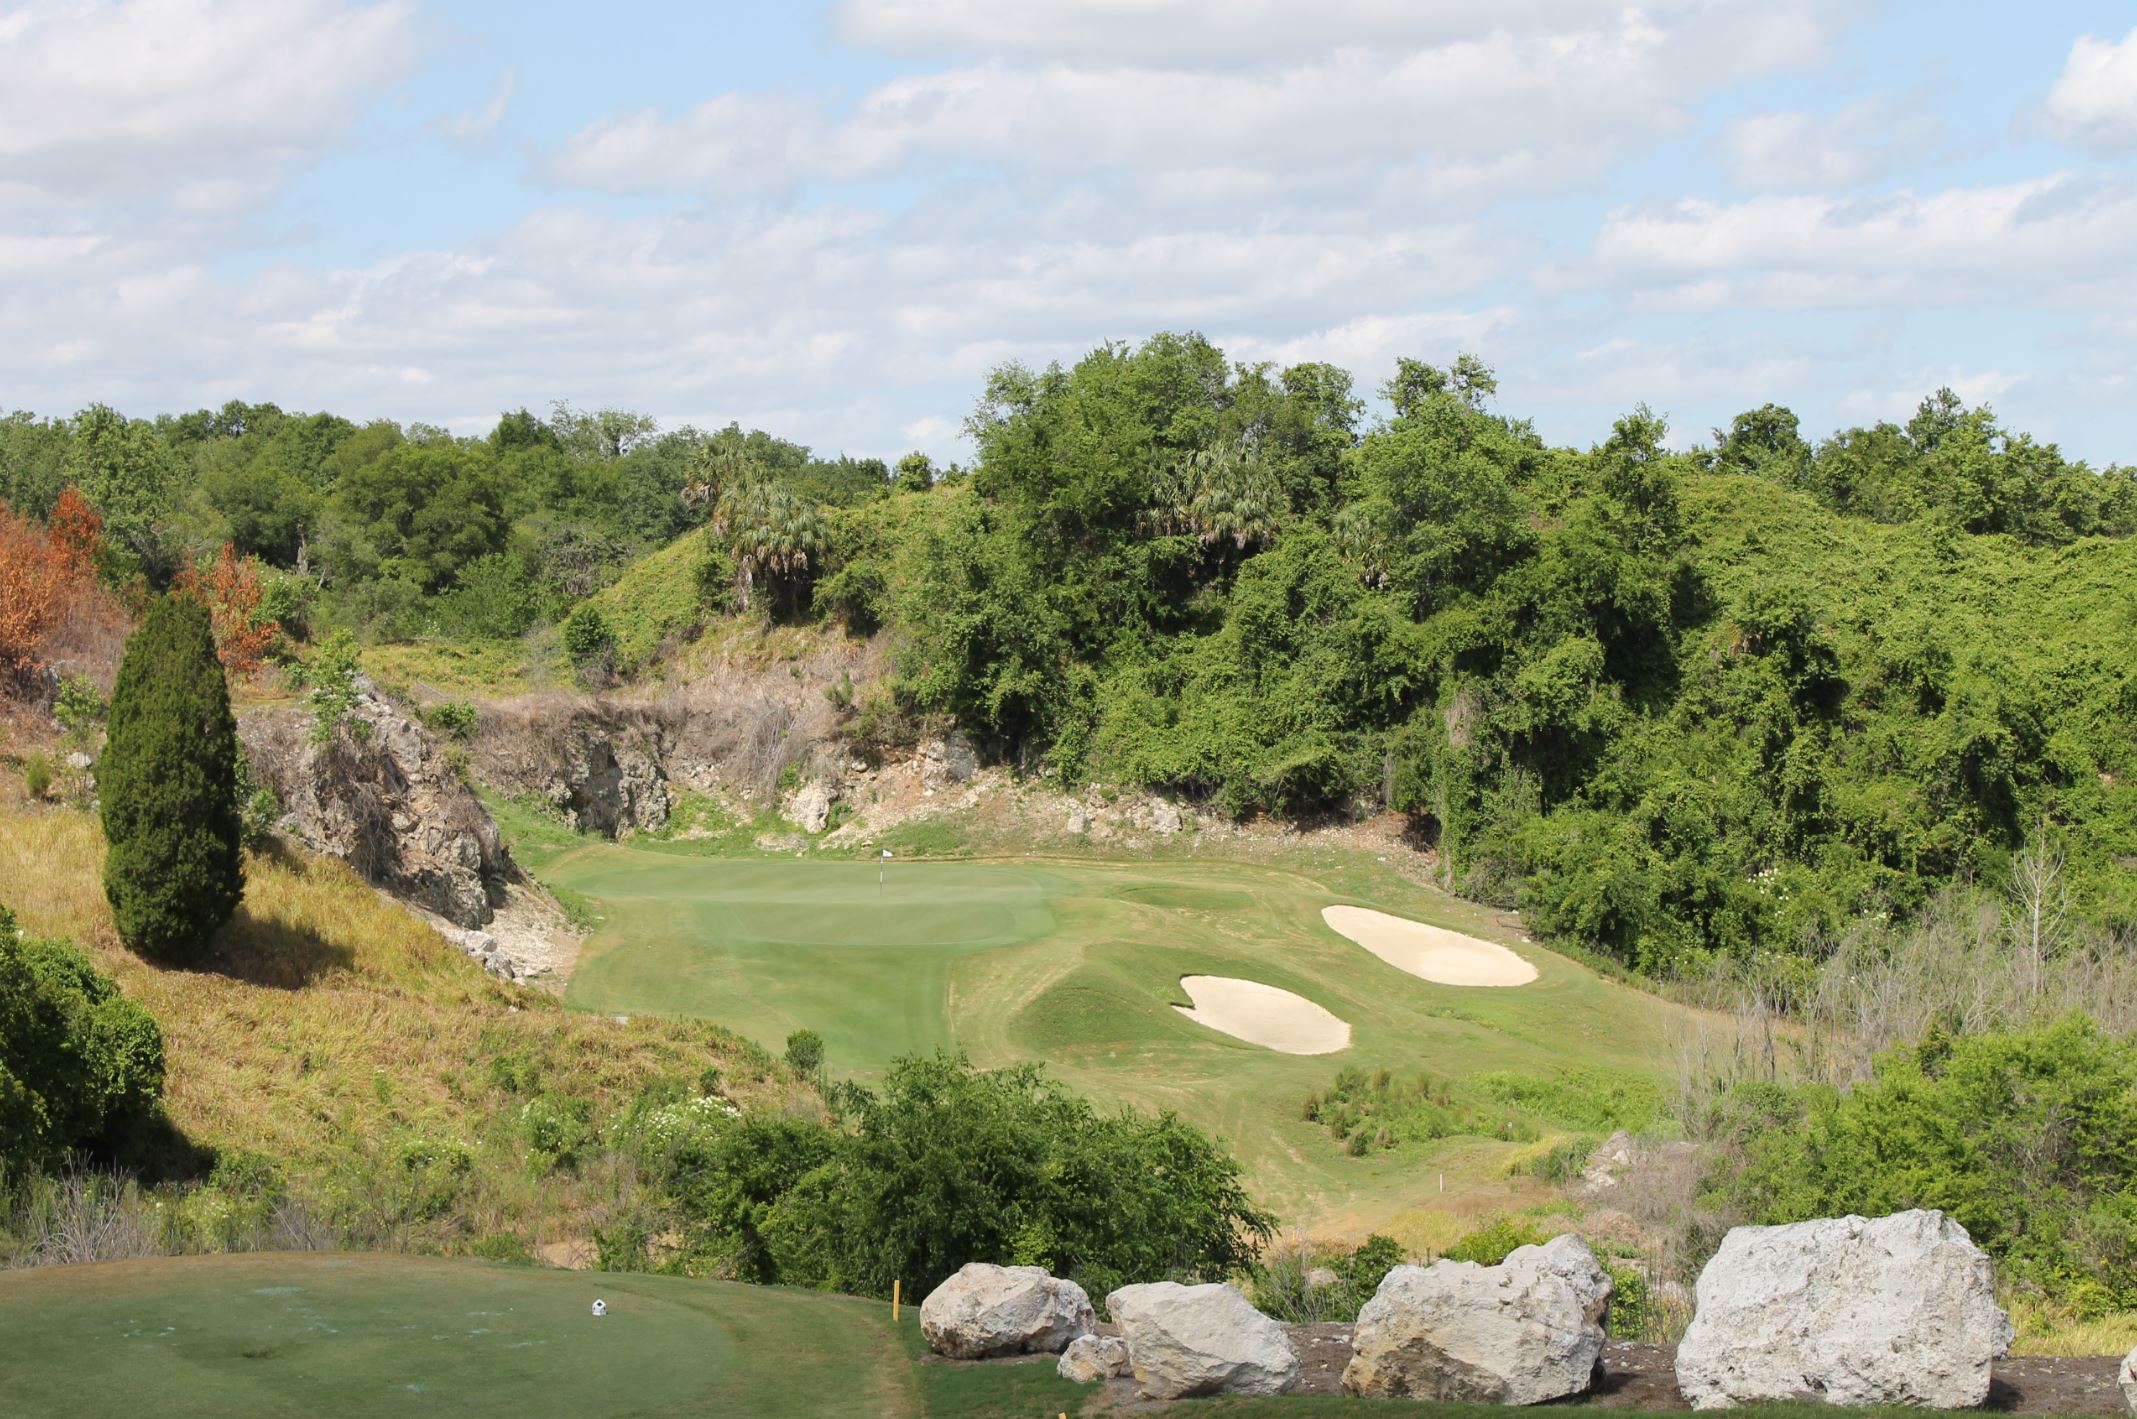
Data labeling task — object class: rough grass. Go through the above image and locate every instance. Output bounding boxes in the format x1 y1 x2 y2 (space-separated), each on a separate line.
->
581 524 720 672
547 842 1694 1247
358 636 560 700
0 789 789 1241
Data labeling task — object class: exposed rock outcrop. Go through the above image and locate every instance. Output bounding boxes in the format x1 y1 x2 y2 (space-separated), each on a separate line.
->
472 701 671 838
919 1264 1096 1360
1058 1334 1131 1384
1674 1210 2012 1410
1341 1234 1612 1404
240 681 513 931
2117 1343 2135 1416
785 780 834 833
1106 1281 1299 1399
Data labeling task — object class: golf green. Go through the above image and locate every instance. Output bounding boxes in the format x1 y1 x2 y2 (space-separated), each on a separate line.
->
0 1252 916 1417
552 848 1687 1240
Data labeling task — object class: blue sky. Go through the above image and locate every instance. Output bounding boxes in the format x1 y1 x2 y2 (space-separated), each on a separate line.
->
3 0 2135 465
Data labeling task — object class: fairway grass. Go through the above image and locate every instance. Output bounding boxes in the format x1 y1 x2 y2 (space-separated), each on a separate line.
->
551 846 1693 1242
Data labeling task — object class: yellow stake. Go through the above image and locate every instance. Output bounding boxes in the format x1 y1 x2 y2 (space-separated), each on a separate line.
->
892 1278 901 1323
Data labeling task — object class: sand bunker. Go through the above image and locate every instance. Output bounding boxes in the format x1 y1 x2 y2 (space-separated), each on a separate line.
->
1320 905 1538 987
1172 975 1352 1055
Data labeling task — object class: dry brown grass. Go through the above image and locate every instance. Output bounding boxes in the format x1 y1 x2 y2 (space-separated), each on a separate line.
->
0 788 790 1197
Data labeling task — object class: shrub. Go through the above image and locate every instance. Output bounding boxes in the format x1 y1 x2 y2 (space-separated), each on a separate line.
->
0 901 167 1170
99 595 244 963
1713 1015 2137 1311
561 604 616 685
54 676 105 741
651 1051 1272 1301
424 699 479 740
20 752 53 801
307 629 362 744
783 1028 824 1079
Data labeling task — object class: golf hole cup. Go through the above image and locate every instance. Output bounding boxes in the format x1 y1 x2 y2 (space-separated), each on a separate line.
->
592 1299 607 1318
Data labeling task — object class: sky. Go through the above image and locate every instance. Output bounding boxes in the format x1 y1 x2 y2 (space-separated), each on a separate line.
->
4 0 2136 466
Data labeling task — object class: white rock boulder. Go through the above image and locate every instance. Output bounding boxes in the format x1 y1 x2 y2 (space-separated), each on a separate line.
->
1341 1234 1612 1404
1675 1210 2012 1410
919 1263 1095 1360
786 780 834 833
1057 1333 1131 1383
1106 1281 1299 1399
2118 1344 2135 1416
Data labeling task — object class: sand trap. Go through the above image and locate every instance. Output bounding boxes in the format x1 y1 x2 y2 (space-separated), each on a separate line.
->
1321 905 1538 987
1172 975 1351 1055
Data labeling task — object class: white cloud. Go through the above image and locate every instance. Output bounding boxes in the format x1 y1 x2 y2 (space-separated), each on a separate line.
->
2044 24 2137 153
546 5 1844 201
836 0 1837 73
1591 176 2137 300
1717 97 1943 190
437 66 517 146
0 0 419 213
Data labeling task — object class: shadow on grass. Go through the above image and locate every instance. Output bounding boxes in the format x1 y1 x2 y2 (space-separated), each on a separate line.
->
204 842 357 988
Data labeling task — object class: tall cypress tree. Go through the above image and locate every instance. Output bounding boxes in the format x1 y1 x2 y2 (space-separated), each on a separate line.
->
100 594 243 962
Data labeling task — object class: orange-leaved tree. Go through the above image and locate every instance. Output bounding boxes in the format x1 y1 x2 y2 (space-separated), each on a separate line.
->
175 544 280 681
0 503 69 680
47 487 104 579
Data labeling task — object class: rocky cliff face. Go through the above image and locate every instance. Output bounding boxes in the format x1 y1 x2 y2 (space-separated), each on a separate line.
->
472 702 672 838
239 682 516 931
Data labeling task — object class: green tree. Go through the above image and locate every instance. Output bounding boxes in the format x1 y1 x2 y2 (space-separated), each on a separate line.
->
100 595 244 963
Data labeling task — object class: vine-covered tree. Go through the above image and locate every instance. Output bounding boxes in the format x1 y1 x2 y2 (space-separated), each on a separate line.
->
100 595 244 963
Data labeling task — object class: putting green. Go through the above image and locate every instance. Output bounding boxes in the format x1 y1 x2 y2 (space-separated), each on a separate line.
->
551 847 1687 1241
0 1253 916 1418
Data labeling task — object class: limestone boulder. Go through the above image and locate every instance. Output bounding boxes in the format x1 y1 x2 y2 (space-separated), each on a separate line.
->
1105 1281 1299 1399
2117 1344 2135 1416
919 1264 1095 1360
786 780 834 833
1341 1234 1612 1404
1057 1334 1130 1384
1674 1210 2012 1410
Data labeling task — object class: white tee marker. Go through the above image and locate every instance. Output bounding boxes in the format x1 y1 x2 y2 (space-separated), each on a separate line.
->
591 1299 607 1318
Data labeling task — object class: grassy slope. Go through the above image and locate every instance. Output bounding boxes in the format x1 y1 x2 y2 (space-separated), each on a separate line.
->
546 841 1694 1248
0 791 792 1237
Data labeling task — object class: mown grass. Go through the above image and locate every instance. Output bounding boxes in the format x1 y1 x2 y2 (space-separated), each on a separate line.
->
546 842 1693 1247
0 790 792 1244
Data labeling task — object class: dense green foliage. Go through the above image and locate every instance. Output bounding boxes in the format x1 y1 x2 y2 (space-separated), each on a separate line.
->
0 902 165 1170
100 596 243 962
1713 1016 2137 1314
618 1052 1270 1302
842 335 2137 971
0 399 898 641
15 336 2137 973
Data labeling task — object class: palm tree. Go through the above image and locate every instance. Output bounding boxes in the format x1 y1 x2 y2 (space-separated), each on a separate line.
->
714 480 828 616
1331 500 1393 589
681 445 762 518
1152 442 1286 556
